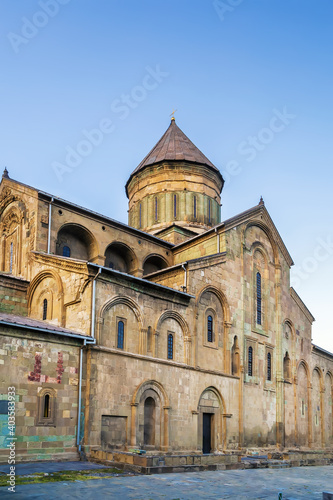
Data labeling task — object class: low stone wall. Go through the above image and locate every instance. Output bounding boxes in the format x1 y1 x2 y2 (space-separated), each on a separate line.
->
89 448 333 474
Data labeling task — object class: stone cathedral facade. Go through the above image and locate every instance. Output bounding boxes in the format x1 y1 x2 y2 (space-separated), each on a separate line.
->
0 118 332 465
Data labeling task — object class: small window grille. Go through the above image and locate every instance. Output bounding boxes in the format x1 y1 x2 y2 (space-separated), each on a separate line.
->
193 196 197 218
42 299 48 320
174 194 177 219
248 346 253 376
63 246 71 257
207 315 213 343
167 333 173 360
256 272 262 325
267 352 272 381
117 321 124 349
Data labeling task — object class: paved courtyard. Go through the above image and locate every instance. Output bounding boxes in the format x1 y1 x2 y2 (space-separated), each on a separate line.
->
0 463 333 499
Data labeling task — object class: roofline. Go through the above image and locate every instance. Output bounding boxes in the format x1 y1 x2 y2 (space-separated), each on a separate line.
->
173 203 294 267
312 344 333 358
290 287 315 324
0 318 91 342
87 262 195 299
1 176 173 249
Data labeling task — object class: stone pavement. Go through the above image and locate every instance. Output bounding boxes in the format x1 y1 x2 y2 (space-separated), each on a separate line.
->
0 464 333 499
0 460 110 475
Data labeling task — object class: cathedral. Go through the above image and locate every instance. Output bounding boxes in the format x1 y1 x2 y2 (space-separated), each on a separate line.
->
0 118 332 469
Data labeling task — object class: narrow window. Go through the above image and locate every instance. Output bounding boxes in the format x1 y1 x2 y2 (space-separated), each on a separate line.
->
10 242 13 273
44 394 50 418
301 400 305 416
42 299 48 320
173 194 177 219
167 333 173 360
248 346 253 376
155 197 158 222
147 326 152 352
207 315 213 343
208 199 211 223
139 203 142 228
117 321 124 349
193 196 197 218
256 272 262 325
63 246 71 257
267 352 272 381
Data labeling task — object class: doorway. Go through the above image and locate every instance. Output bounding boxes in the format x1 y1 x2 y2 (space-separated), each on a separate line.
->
144 397 155 446
202 413 212 454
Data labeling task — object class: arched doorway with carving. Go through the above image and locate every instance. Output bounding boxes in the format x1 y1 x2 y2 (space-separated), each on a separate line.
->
197 387 225 453
131 380 170 451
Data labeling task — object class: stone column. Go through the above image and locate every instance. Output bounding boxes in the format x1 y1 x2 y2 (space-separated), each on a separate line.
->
139 328 147 355
130 403 138 447
184 336 192 365
153 330 159 357
162 406 170 450
223 414 232 451
224 321 232 373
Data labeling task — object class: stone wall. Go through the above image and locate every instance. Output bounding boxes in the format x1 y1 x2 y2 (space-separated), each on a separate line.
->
0 328 81 462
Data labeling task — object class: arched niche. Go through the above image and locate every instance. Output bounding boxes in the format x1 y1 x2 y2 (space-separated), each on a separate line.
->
296 360 310 447
155 310 190 364
98 296 143 353
131 380 170 451
104 242 138 275
0 203 25 274
142 254 168 276
28 271 64 326
56 223 98 262
324 373 333 447
231 336 240 376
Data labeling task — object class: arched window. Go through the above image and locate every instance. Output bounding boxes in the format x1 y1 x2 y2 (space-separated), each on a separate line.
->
37 388 56 426
117 321 124 349
44 394 50 418
173 194 177 219
248 346 253 376
208 199 211 223
193 196 197 219
256 272 262 325
10 242 13 273
62 246 71 257
147 326 152 353
207 315 213 343
267 352 272 381
167 333 173 360
139 203 142 228
42 299 48 321
155 197 158 222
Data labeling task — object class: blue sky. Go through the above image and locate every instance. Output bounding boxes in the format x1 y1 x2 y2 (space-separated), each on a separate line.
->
1 0 332 350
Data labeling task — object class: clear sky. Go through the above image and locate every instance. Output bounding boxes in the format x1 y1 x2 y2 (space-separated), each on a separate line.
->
1 1 332 350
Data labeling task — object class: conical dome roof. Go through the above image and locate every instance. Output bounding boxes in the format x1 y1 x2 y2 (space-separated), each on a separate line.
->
126 119 222 194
